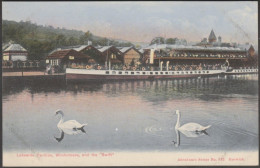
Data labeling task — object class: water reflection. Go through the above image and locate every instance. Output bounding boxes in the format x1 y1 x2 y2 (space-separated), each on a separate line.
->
2 74 258 152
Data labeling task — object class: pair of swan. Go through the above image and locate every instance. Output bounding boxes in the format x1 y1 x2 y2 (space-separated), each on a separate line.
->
173 110 211 146
54 109 88 142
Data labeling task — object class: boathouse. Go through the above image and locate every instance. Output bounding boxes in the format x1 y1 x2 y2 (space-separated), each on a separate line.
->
117 47 142 66
3 43 28 61
46 49 90 69
97 46 123 68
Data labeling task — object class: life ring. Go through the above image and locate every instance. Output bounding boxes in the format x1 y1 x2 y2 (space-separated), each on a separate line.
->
97 66 101 70
132 67 136 71
175 66 178 71
142 67 146 71
86 65 90 69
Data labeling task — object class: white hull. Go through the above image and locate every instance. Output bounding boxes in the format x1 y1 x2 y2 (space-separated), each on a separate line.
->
66 68 226 81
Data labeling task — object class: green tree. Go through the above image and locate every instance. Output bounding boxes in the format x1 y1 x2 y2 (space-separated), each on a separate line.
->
150 37 165 45
166 38 178 44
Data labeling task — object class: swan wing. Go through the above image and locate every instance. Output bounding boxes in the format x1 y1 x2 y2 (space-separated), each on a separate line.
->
178 123 203 131
63 120 82 127
59 120 83 135
178 123 211 131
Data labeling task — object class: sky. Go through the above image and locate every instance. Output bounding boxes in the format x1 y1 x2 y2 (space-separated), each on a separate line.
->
2 1 258 46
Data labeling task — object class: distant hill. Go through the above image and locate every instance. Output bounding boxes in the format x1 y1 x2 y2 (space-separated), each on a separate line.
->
2 20 134 60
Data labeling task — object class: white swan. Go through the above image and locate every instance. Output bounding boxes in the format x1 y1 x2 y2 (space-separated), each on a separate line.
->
54 109 88 142
175 110 211 133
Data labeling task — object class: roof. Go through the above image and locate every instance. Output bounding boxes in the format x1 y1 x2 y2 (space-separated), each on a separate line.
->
46 49 90 59
63 45 89 52
142 44 244 52
98 46 113 53
118 47 132 53
208 30 217 41
139 49 144 54
4 44 27 52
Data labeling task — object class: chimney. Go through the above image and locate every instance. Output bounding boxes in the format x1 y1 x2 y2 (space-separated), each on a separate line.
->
88 41 92 45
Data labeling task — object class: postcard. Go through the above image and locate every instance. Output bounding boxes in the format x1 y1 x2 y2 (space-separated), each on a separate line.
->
2 1 258 166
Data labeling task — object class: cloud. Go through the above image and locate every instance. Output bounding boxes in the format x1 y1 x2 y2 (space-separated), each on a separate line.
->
225 5 258 44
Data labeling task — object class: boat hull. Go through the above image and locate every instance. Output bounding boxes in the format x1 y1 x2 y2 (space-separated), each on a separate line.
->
225 68 258 75
66 68 226 81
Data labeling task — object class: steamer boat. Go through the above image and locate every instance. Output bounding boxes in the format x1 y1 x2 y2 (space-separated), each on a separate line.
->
66 68 227 81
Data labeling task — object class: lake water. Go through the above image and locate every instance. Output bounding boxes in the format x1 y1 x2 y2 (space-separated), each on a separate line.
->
2 74 258 153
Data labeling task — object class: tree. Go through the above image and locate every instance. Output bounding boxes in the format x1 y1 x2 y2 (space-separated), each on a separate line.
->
150 37 165 45
67 37 78 46
55 34 66 47
80 30 93 44
166 38 178 44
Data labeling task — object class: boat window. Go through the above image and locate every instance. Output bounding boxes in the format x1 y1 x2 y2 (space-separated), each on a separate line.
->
112 71 116 74
160 72 163 74
172 72 174 74
177 72 179 74
207 71 209 73
165 72 168 74
125 71 128 74
198 71 201 74
131 72 134 75
142 72 146 75
119 71 122 74
150 72 153 75
181 72 184 74
155 72 158 75
194 71 197 74
136 72 140 74
190 71 192 74
203 71 205 73
106 71 109 74
186 71 188 74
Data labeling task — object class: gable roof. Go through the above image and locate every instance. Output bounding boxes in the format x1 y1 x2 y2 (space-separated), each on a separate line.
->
4 44 27 52
118 46 143 55
46 49 90 59
97 46 113 53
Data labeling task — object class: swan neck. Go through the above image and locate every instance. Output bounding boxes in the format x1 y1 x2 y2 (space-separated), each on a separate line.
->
175 113 180 128
58 114 64 125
